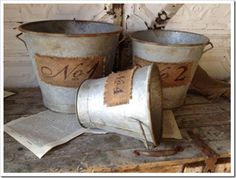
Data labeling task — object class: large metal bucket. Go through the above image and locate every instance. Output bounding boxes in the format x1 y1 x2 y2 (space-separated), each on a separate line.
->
131 30 213 108
76 65 163 146
18 20 122 113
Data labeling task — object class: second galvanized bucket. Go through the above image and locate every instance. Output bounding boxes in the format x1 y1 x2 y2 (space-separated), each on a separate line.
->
131 30 213 108
18 20 122 113
76 65 163 146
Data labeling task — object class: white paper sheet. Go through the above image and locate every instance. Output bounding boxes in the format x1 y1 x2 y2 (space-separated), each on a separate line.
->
4 109 181 159
4 90 15 98
4 110 106 159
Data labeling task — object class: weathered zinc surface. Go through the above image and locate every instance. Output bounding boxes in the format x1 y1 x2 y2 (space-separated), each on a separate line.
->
4 88 230 173
18 20 121 113
131 30 213 109
77 65 163 146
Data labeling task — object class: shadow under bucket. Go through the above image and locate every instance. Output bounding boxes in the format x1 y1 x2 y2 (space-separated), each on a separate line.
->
18 20 122 113
131 29 213 109
76 64 163 146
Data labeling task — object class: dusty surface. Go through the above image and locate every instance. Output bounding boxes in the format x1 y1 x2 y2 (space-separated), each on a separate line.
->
4 88 230 172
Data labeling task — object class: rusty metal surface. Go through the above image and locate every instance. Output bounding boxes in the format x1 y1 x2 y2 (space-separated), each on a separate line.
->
133 146 184 157
187 130 220 172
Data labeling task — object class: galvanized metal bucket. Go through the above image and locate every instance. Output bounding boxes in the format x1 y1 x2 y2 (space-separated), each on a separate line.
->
76 64 163 146
131 30 213 108
18 20 122 113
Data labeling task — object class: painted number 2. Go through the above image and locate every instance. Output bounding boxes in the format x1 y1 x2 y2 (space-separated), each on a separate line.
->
133 57 192 87
174 66 188 81
160 65 188 81
158 63 191 87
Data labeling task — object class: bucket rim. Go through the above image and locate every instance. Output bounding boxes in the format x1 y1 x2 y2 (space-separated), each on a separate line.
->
130 29 210 47
18 20 123 37
147 64 163 146
76 78 90 129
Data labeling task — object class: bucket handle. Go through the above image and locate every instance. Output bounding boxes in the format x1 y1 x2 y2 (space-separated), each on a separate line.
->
138 120 149 149
119 35 126 44
203 41 214 54
16 33 28 51
129 117 150 149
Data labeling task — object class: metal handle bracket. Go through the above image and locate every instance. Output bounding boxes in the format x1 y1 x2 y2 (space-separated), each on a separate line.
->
16 33 28 51
203 41 214 54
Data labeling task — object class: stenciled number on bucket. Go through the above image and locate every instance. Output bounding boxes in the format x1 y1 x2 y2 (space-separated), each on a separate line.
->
35 54 105 88
113 74 125 95
159 65 188 81
133 56 192 87
40 62 99 81
159 66 171 80
174 66 188 81
104 68 136 107
157 64 192 87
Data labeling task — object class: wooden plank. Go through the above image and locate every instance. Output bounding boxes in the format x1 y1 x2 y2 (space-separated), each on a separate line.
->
215 163 231 172
174 102 230 116
4 132 230 172
184 93 212 104
176 112 230 128
180 125 230 142
84 163 184 173
183 157 231 173
4 88 45 123
84 156 231 173
4 88 230 172
183 165 204 173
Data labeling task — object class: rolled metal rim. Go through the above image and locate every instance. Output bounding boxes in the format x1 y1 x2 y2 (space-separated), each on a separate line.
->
75 79 88 129
18 20 123 37
147 64 163 145
130 29 210 47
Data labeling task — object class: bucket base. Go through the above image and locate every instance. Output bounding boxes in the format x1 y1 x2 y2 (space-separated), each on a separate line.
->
43 98 76 113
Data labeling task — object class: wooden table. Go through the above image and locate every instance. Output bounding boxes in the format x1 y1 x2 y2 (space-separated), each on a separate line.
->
4 88 231 173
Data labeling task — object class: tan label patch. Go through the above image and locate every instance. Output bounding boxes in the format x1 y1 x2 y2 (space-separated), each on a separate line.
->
104 67 136 107
133 56 193 88
35 54 106 88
